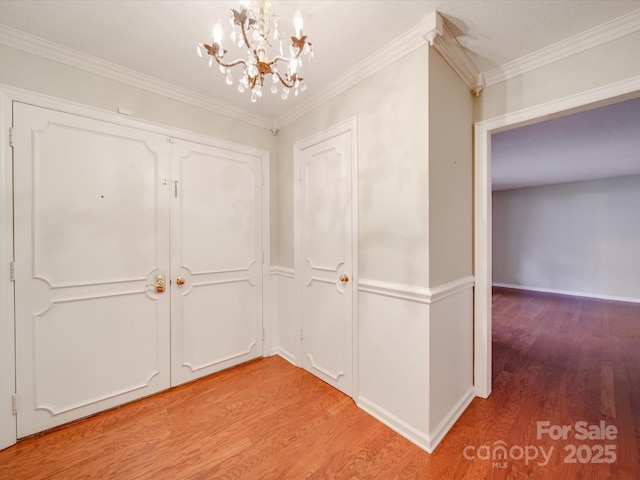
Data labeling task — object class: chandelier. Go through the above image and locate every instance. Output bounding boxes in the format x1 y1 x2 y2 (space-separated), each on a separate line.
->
197 0 314 102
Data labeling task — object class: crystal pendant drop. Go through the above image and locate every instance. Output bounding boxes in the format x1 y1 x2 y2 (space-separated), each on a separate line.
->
196 44 203 57
271 84 278 94
219 64 226 74
226 71 233 85
238 83 245 93
251 90 257 103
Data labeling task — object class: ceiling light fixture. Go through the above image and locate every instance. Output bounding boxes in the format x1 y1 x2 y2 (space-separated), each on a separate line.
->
197 0 313 103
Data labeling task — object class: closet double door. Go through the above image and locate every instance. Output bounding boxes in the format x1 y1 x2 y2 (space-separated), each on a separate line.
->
13 102 264 438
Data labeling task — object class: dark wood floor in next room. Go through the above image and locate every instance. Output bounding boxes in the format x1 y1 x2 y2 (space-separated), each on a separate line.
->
1 287 638 479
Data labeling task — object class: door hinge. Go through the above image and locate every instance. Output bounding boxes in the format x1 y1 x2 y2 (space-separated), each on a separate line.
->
9 261 15 282
300 329 303 341
12 394 17 415
174 180 178 198
262 328 266 342
261 172 265 186
9 127 14 148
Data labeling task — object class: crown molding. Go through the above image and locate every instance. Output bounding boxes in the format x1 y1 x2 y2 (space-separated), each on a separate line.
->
276 11 486 127
0 24 272 129
421 11 485 96
276 22 427 127
483 9 640 86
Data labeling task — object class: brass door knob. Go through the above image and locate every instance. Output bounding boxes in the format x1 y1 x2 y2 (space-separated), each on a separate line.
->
148 274 165 293
339 274 349 283
176 277 185 286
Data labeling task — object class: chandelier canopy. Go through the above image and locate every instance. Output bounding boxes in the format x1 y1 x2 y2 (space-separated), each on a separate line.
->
197 0 314 103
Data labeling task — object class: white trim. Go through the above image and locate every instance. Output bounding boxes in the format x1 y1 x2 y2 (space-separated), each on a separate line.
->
276 25 427 127
293 116 359 396
358 276 474 305
0 85 267 159
357 396 432 453
359 279 430 304
493 283 640 305
428 386 475 452
430 276 475 303
358 387 476 453
484 9 640 86
261 151 272 361
270 349 297 366
0 91 16 451
422 12 485 95
0 25 271 129
270 266 294 278
474 74 640 400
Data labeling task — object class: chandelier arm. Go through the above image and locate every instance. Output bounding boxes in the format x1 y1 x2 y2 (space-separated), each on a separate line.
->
239 16 252 49
271 54 297 65
213 53 247 69
274 71 295 89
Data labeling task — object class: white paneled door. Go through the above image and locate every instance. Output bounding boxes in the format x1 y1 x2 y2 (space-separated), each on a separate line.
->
170 139 263 386
12 102 263 438
296 121 356 397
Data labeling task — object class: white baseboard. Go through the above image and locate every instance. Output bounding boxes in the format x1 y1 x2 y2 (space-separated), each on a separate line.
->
270 348 297 366
357 396 433 453
428 386 475 451
493 283 640 304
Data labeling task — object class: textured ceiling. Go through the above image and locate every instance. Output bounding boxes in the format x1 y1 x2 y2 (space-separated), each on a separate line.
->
1 1 640 189
492 97 640 191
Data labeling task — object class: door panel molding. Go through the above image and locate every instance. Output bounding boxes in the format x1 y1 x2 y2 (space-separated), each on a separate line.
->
169 138 266 387
294 116 358 398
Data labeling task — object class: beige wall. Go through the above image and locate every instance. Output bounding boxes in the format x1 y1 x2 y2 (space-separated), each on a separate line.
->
476 30 640 122
428 50 473 287
276 46 430 286
0 44 278 257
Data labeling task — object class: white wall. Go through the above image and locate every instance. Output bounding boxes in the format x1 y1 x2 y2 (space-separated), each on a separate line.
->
493 175 640 302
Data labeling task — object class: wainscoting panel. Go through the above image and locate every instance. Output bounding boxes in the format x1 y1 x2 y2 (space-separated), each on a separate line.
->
357 282 431 450
357 276 474 453
269 268 475 453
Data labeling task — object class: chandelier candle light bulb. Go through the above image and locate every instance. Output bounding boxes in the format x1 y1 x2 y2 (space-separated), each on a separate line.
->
198 0 313 102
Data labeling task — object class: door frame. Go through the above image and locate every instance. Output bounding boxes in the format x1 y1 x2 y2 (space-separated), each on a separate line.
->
473 75 640 398
293 116 358 397
0 84 271 449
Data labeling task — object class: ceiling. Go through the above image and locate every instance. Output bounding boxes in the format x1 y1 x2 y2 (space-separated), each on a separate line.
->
492 96 640 191
1 1 640 188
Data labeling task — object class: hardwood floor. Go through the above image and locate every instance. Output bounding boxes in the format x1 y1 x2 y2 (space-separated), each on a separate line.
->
1 287 639 479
